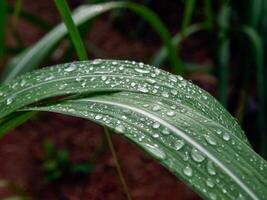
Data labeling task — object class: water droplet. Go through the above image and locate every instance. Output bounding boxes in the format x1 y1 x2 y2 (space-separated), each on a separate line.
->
166 111 175 117
170 89 178 95
134 68 150 74
152 122 160 129
147 78 156 84
161 128 170 135
162 91 169 98
191 148 205 163
101 75 107 81
183 166 193 177
64 64 77 72
204 135 217 145
206 178 215 188
6 98 13 105
144 143 166 160
207 161 216 175
176 75 183 80
20 79 26 87
138 86 149 93
95 114 103 120
115 125 126 133
174 139 185 150
169 75 177 82
223 133 230 141
153 133 160 138
209 193 217 200
152 105 161 111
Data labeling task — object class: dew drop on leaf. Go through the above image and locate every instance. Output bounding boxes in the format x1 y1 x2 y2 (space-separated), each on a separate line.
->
174 139 185 150
152 105 161 111
143 143 166 160
152 122 160 129
191 148 205 163
207 161 216 175
168 75 177 82
206 178 215 188
161 128 170 135
114 124 126 133
162 91 169 98
134 68 150 74
6 98 13 105
166 111 176 117
183 165 193 177
223 133 230 141
95 114 103 120
204 134 217 145
64 64 77 72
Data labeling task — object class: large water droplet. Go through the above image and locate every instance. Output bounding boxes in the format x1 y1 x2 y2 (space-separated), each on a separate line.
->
134 68 150 74
174 139 185 150
162 91 169 98
191 148 205 163
95 114 103 120
6 98 13 105
169 75 177 82
207 161 216 175
115 125 126 133
144 143 166 160
223 133 230 141
138 86 149 93
183 165 193 177
206 178 215 188
64 64 77 72
152 122 160 129
161 128 170 135
166 111 175 117
152 105 161 111
209 193 217 200
204 134 217 145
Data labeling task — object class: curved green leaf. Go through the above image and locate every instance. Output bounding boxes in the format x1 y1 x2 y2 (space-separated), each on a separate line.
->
1 60 266 200
1 1 179 83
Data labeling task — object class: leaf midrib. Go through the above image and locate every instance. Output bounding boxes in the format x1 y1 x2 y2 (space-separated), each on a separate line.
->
74 98 258 200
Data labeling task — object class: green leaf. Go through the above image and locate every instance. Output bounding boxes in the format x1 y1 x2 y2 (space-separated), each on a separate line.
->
151 23 204 67
54 0 88 60
1 1 179 83
0 0 7 60
1 60 266 199
240 26 266 157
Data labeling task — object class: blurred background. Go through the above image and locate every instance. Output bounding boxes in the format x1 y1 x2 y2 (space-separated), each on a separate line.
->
0 0 266 199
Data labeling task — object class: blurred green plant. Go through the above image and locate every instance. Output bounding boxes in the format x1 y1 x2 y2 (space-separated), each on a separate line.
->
42 139 94 183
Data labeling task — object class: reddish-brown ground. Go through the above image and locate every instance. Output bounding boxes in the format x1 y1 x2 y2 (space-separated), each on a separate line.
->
0 113 200 200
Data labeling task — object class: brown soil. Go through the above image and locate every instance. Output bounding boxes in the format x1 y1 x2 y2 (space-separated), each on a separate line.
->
0 113 200 200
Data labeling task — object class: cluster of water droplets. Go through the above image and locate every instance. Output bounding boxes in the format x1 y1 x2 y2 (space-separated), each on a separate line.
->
0 59 266 199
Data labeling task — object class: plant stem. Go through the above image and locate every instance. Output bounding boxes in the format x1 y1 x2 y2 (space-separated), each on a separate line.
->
104 127 132 200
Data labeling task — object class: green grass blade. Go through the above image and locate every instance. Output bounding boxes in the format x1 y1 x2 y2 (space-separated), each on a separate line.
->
151 24 204 67
0 112 35 137
0 0 7 60
54 0 88 60
248 0 262 29
11 0 23 28
204 0 213 29
217 3 231 107
240 26 266 157
0 60 266 199
180 0 196 40
1 1 179 83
